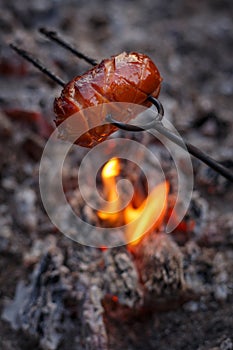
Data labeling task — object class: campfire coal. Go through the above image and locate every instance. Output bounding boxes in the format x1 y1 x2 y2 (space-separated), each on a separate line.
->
3 141 231 350
1 1 233 349
96 157 169 244
1 88 232 350
2 234 185 350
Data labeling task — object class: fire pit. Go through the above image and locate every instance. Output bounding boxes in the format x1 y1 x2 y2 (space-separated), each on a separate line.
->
2 100 232 349
0 1 233 350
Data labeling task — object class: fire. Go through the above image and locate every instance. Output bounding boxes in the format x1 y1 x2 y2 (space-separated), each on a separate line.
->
98 158 169 244
98 158 121 223
124 181 169 245
102 157 120 180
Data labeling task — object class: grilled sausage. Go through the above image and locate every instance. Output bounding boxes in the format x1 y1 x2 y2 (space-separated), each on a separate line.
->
54 52 162 148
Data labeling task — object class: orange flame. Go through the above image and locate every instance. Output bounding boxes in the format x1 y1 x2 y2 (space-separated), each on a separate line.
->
98 158 169 245
98 158 121 223
124 181 169 245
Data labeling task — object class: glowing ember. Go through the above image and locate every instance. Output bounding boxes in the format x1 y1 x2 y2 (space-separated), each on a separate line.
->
111 295 119 303
99 246 108 252
98 158 169 244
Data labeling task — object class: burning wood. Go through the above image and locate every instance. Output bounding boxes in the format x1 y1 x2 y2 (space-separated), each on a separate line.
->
97 157 169 245
133 232 185 307
2 148 208 349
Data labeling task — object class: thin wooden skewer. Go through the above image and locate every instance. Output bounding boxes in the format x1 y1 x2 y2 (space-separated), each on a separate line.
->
39 27 97 66
9 43 66 87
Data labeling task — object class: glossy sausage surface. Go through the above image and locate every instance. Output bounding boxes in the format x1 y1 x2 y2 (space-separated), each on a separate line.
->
54 52 162 148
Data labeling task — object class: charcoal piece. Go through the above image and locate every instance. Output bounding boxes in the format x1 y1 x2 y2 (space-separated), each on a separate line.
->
65 244 110 350
182 241 232 303
182 241 211 296
66 244 103 277
78 283 108 350
134 232 185 306
220 337 233 350
102 246 143 308
3 242 111 350
171 191 209 243
218 214 233 246
23 235 57 267
212 252 229 301
0 204 14 253
3 247 74 350
14 187 38 232
185 191 208 236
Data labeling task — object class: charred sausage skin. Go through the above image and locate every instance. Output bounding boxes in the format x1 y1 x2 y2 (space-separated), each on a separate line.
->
54 52 162 148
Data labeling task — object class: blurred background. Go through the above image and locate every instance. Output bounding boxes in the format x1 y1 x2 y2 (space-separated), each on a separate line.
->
1 0 233 127
0 0 232 349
